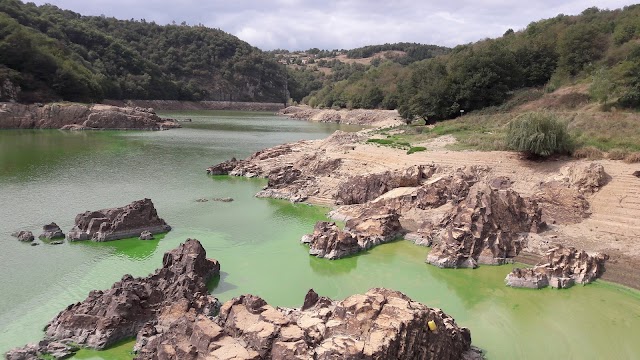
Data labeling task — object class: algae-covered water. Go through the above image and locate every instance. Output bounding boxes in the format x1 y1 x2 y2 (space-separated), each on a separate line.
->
0 111 638 359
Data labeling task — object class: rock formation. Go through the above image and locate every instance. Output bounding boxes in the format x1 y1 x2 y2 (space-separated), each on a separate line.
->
335 166 428 205
135 288 480 360
139 230 154 240
39 222 65 240
302 210 403 259
505 246 608 289
0 103 180 130
11 230 34 242
279 105 405 127
67 198 171 242
44 239 219 349
427 183 543 268
206 157 242 175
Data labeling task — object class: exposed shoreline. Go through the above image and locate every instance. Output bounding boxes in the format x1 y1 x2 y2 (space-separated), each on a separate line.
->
208 112 640 291
103 99 285 112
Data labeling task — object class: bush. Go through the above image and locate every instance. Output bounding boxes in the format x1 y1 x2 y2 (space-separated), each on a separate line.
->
624 152 640 163
506 112 573 157
367 138 394 145
607 148 629 160
407 146 427 154
573 146 604 160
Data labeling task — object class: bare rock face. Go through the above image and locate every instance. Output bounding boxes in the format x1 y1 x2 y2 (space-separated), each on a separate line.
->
135 288 479 360
336 166 428 205
0 103 180 130
11 230 34 242
302 211 403 259
550 162 608 195
39 222 65 240
427 183 543 268
43 239 220 350
532 181 591 224
67 198 171 242
206 157 242 175
506 246 608 289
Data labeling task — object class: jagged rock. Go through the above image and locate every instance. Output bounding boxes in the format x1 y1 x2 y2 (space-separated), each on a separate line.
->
533 181 591 224
135 288 478 360
5 340 77 360
39 222 65 240
11 230 34 242
42 239 220 350
335 165 428 205
0 103 180 130
206 157 241 175
302 211 403 259
506 246 608 289
139 230 154 240
427 183 543 268
66 198 171 242
551 162 607 195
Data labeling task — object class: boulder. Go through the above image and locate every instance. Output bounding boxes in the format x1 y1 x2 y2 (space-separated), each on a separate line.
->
302 210 403 259
506 246 608 289
11 230 34 242
550 162 608 195
39 222 65 240
427 183 543 268
335 166 428 205
43 239 220 350
135 288 480 360
66 198 171 242
212 197 234 202
206 157 241 175
139 230 154 240
5 340 77 360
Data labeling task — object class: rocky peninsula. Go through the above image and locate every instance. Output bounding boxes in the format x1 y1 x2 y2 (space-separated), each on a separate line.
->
0 102 180 130
7 239 480 360
67 198 171 241
279 105 405 127
205 124 637 288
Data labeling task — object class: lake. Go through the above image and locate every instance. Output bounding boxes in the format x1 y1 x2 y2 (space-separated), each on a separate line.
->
0 111 638 359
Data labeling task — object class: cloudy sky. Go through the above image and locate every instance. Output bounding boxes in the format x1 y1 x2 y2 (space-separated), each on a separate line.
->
28 0 638 50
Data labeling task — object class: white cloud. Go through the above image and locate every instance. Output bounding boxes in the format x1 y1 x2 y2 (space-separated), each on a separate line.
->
28 0 639 50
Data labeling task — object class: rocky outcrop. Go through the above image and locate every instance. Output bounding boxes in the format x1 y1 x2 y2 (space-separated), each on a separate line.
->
43 239 220 350
5 340 78 360
135 288 480 360
336 166 428 205
553 162 608 195
302 210 403 259
39 222 65 240
11 230 34 242
104 99 284 112
506 246 608 289
427 183 543 268
139 230 154 240
67 198 171 242
206 157 242 175
0 102 180 130
280 106 405 127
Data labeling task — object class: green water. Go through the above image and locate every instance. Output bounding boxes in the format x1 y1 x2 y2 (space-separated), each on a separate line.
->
0 111 638 359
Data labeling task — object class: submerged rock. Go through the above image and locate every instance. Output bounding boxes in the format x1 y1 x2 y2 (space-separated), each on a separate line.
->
11 230 34 242
135 288 480 360
66 198 171 242
302 210 403 259
506 246 608 289
44 239 220 350
212 197 234 202
139 230 154 240
39 222 65 240
427 183 543 268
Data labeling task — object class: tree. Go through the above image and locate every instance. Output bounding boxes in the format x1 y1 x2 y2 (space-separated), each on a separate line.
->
589 67 615 105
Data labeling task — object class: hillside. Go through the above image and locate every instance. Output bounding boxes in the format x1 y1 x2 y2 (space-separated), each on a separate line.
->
299 5 640 118
0 0 286 103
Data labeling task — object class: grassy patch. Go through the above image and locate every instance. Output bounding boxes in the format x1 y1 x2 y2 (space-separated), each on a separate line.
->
407 146 427 154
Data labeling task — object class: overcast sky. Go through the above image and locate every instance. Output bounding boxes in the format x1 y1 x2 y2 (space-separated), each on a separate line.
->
27 0 638 50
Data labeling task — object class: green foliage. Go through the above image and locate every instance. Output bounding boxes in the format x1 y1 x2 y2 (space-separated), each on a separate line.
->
0 0 286 102
589 67 615 105
367 138 394 145
346 42 450 64
506 112 573 157
407 146 427 154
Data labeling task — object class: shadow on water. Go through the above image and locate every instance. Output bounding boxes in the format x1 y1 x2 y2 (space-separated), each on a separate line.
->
211 271 238 296
308 252 358 276
69 234 164 261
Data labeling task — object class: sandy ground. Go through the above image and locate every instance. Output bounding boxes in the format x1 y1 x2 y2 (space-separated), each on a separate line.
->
312 136 640 289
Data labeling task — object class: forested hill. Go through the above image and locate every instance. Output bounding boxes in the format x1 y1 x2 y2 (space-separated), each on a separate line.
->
298 5 640 119
0 0 286 103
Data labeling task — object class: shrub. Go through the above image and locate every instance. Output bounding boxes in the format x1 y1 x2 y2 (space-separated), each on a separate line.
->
407 146 427 154
367 138 394 145
624 152 640 163
506 112 573 157
572 146 604 160
607 148 629 160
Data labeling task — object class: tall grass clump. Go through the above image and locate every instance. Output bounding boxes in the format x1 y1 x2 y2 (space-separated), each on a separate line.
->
506 112 573 158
